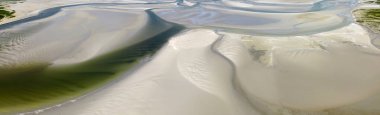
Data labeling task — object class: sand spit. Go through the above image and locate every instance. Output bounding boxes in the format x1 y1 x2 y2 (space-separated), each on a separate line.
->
3 0 380 115
36 24 380 115
0 3 183 113
0 4 175 73
37 29 258 115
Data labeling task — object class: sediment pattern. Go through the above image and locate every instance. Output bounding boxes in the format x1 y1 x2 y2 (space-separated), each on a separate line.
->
2 0 380 115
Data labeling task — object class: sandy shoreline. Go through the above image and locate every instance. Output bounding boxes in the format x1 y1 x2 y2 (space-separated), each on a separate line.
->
34 23 380 115
2 0 380 115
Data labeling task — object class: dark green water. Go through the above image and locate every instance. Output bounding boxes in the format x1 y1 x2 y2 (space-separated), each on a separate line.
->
0 24 183 114
354 9 380 33
362 0 380 4
0 5 15 20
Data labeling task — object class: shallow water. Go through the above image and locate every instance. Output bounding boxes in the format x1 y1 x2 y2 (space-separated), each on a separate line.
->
2 0 380 115
155 0 357 35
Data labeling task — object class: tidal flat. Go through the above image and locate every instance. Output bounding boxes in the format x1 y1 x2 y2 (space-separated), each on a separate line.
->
0 25 182 113
0 3 183 114
3 0 380 115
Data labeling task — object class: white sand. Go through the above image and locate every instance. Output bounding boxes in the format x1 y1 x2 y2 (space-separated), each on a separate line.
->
3 0 380 115
35 24 380 115
37 29 258 115
0 5 173 73
218 24 380 111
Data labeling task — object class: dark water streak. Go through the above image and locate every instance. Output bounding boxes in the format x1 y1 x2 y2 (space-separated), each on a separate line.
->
0 4 184 114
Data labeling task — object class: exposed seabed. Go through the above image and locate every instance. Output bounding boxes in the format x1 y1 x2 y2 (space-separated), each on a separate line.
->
1 0 380 115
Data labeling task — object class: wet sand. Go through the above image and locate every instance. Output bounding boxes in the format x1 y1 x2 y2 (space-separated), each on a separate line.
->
2 0 380 115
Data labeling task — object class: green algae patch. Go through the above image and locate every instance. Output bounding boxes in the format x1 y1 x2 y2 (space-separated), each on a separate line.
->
354 9 380 33
0 0 24 21
0 26 183 114
0 5 15 21
361 0 380 4
0 0 25 22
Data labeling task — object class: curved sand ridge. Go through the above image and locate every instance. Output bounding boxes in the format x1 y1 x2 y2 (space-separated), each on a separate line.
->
0 4 175 74
217 24 380 111
39 25 380 115
38 29 259 115
0 3 183 113
2 0 380 115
